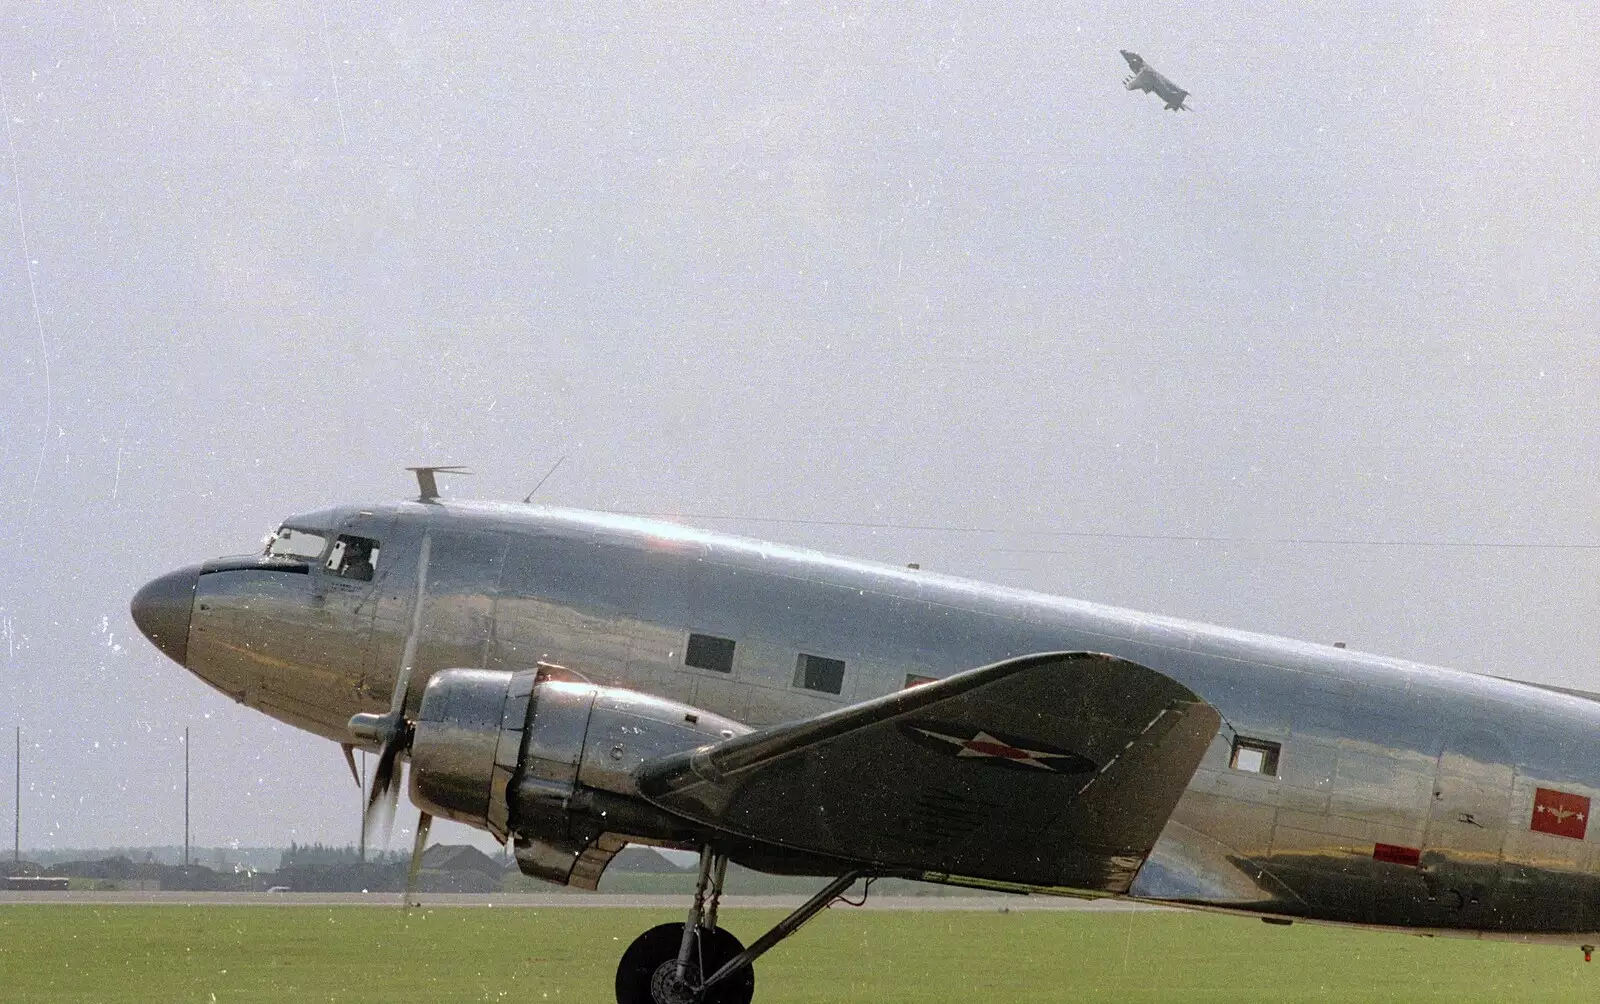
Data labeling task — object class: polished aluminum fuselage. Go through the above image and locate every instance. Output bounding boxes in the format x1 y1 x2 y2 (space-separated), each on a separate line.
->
184 499 1600 942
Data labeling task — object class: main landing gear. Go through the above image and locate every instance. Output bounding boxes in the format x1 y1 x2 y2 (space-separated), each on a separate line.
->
614 847 864 1004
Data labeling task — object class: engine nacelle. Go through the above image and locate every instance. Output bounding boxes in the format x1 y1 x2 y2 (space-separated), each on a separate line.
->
408 667 749 887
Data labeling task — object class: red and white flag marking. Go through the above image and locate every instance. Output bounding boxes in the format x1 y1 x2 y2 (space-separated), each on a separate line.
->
1531 787 1590 840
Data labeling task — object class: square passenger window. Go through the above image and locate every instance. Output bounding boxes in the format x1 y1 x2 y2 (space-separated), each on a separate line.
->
1230 737 1281 776
904 674 938 689
794 653 846 695
326 534 381 581
685 633 736 674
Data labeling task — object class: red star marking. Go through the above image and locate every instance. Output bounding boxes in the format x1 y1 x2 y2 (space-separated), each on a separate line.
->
910 726 1074 771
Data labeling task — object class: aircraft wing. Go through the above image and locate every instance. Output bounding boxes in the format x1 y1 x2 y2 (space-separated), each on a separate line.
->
1150 73 1189 107
637 651 1220 893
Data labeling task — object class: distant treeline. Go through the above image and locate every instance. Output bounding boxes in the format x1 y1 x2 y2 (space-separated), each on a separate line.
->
20 846 288 871
279 842 411 868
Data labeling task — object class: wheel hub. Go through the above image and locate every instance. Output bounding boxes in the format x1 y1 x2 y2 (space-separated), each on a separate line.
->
648 958 700 1004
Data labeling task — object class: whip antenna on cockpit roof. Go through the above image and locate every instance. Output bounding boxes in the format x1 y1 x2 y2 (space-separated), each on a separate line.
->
406 466 471 502
521 454 567 504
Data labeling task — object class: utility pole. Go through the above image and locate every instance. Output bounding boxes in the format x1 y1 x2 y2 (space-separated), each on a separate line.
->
12 727 18 867
183 727 190 868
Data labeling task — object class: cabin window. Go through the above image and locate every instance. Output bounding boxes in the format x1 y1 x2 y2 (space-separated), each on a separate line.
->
1230 737 1282 776
684 633 736 674
794 653 846 695
326 534 381 581
904 674 938 689
265 527 328 562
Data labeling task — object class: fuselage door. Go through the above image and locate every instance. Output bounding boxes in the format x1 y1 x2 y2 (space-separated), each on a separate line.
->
1423 729 1513 914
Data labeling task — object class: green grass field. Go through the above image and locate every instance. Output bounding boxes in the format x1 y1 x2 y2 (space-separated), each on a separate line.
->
0 905 1593 1002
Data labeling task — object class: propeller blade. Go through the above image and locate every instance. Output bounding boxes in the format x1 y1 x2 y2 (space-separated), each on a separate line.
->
365 740 397 814
387 535 433 718
363 733 405 843
340 743 361 788
358 749 368 863
405 810 433 909
348 534 434 851
381 766 400 845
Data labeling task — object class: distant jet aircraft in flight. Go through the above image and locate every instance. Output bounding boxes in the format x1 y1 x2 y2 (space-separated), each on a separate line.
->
1121 50 1191 111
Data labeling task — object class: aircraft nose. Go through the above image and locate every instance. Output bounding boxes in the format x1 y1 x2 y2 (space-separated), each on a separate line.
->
130 565 202 666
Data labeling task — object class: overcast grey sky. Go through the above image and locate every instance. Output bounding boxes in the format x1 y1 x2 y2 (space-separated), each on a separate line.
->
0 4 1594 851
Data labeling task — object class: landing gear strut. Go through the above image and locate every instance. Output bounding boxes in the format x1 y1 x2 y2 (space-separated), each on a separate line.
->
613 846 864 1004
616 847 750 1004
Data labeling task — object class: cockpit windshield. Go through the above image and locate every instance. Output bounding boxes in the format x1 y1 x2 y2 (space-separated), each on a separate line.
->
264 527 329 562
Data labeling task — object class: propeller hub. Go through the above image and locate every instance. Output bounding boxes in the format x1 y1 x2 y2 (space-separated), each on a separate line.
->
348 711 397 745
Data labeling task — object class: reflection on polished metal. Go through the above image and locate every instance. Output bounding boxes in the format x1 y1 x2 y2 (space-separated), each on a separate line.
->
129 564 201 667
409 666 745 888
133 490 1600 1001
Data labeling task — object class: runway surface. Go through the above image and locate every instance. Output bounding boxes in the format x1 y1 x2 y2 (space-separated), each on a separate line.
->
0 890 1166 910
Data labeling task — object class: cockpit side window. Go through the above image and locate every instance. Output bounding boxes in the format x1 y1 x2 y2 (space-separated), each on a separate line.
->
326 534 381 581
265 527 329 562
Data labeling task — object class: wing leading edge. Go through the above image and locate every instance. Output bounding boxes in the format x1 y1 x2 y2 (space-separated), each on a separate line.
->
638 651 1220 894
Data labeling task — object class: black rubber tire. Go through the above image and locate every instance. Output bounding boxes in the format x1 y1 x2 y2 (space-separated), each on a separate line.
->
615 922 755 1004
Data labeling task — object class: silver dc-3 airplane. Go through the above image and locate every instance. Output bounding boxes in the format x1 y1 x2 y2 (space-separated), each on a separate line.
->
131 471 1600 1002
1122 50 1191 111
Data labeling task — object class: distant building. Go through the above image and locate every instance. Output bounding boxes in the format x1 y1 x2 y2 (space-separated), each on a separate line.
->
36 856 246 892
608 846 693 874
417 844 509 893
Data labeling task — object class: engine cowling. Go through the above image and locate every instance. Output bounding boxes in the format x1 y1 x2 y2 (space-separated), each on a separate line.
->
408 666 749 887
